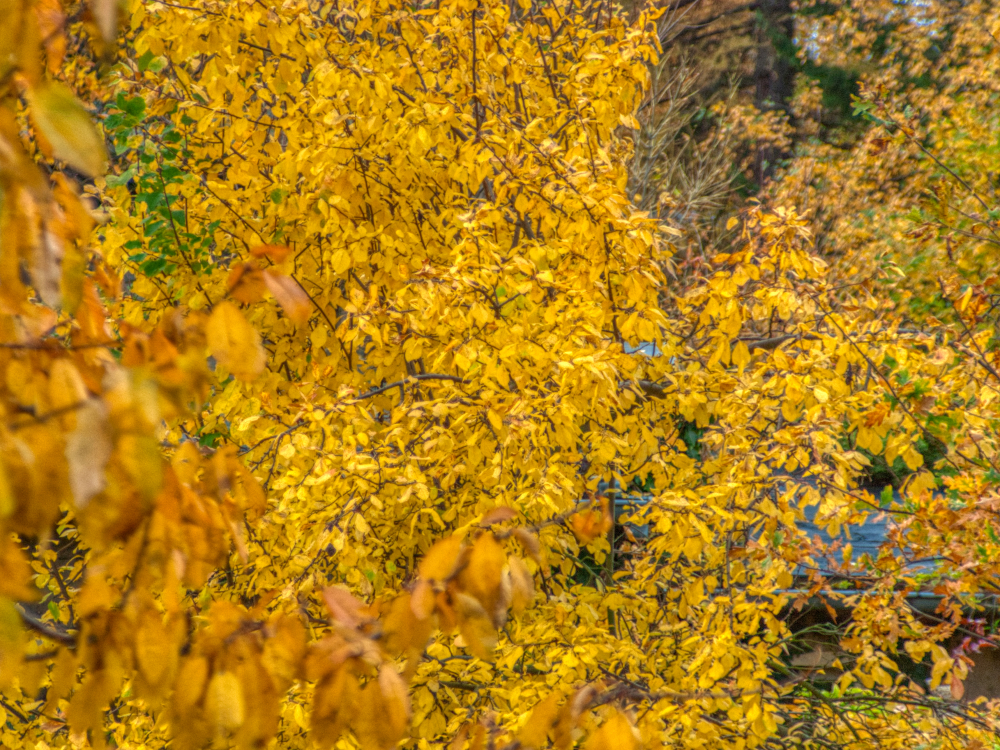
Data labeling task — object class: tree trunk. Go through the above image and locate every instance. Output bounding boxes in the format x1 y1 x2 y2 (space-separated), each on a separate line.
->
754 0 795 182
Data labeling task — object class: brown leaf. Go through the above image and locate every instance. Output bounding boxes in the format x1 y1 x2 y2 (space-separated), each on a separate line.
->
950 673 965 700
90 0 119 45
65 399 112 508
0 3 25 79
33 211 64 308
508 556 535 615
263 271 311 325
554 686 598 750
448 724 469 750
323 586 368 630
513 527 542 562
481 507 517 526
36 0 66 72
382 593 434 657
378 666 411 740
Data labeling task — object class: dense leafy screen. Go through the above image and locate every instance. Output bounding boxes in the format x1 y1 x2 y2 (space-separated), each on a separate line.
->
0 1 998 750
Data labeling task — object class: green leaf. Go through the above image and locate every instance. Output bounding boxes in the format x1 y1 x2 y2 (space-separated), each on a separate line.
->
880 486 893 508
28 82 108 177
136 50 155 72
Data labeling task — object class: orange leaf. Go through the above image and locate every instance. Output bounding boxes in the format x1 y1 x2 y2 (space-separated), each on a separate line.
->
459 533 506 626
585 711 640 750
227 263 266 305
569 496 612 544
418 536 464 582
519 692 562 749
251 244 293 263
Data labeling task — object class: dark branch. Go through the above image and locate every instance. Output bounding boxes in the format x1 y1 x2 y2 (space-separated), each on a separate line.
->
353 374 470 401
17 604 76 646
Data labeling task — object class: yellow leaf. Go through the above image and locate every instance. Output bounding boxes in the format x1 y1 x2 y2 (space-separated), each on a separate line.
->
618 113 640 129
28 81 108 177
418 536 464 582
459 533 506 625
0 457 13 519
118 434 163 503
731 340 751 372
508 556 534 615
0 541 38 601
331 249 351 275
377 666 410 740
48 358 87 412
173 656 209 717
902 446 924 471
206 301 266 381
487 408 504 433
312 667 357 749
455 592 497 659
206 670 245 734
136 611 176 692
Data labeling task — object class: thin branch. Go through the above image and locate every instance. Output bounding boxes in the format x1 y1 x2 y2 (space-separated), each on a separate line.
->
353 374 470 401
631 333 819 398
16 604 75 646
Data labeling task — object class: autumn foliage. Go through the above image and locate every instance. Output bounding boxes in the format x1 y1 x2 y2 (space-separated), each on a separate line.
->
1 0 1000 749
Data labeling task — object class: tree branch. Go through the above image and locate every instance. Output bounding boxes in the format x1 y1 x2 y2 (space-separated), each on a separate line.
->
630 334 819 399
353 374 471 401
16 604 76 646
